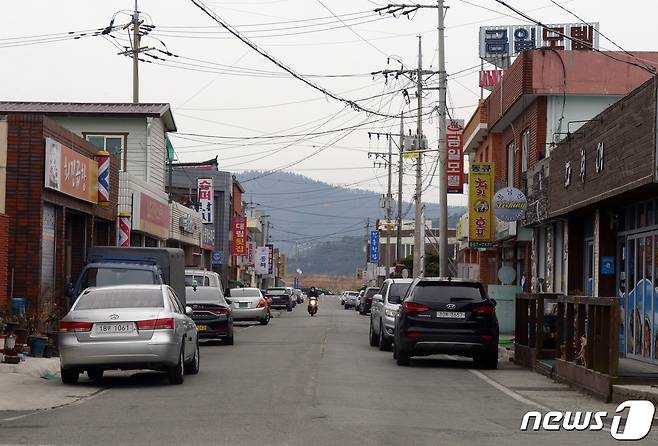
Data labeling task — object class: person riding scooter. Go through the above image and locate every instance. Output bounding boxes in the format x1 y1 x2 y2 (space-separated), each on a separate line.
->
307 286 319 316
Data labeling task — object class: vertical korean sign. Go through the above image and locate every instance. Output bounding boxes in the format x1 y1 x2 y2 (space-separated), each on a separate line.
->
266 244 274 275
246 241 255 267
369 230 380 263
446 119 464 194
232 216 247 256
468 162 495 248
197 178 213 224
255 247 269 274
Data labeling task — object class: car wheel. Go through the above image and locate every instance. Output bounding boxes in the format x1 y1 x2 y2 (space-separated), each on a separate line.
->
168 347 185 384
379 323 391 351
225 335 235 345
287 304 293 312
184 342 200 375
369 322 378 347
61 368 79 385
394 342 411 366
474 350 498 369
87 369 104 381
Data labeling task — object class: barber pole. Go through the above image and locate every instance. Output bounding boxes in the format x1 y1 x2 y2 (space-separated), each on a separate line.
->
96 150 110 206
117 212 131 247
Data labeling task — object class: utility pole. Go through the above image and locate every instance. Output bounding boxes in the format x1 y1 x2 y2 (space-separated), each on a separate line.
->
413 35 424 279
386 135 393 278
132 1 140 103
397 114 404 264
437 0 449 277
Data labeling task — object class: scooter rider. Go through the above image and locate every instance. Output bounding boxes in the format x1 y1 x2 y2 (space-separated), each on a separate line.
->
308 286 319 315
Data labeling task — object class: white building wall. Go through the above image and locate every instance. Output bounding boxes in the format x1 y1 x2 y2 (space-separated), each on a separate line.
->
147 117 166 190
546 95 622 146
170 201 202 247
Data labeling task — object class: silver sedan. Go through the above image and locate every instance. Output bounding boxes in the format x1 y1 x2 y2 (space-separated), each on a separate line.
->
227 287 270 325
59 284 199 385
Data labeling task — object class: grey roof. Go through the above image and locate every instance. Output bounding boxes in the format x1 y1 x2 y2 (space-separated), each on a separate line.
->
0 101 177 132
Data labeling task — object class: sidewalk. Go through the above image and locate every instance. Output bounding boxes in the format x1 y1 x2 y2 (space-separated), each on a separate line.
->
0 357 100 413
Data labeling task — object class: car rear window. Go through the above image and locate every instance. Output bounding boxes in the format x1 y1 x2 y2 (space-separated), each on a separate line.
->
389 283 411 299
186 287 225 304
229 288 261 298
75 289 164 310
365 288 378 298
411 282 485 304
185 275 210 287
80 268 156 289
266 288 286 295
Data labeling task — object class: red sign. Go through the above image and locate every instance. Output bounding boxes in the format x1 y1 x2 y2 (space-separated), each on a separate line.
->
139 193 170 240
446 119 465 194
232 216 247 256
44 138 98 203
479 70 505 89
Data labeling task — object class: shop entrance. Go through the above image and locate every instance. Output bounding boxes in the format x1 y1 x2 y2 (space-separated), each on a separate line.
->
624 232 658 364
64 210 88 292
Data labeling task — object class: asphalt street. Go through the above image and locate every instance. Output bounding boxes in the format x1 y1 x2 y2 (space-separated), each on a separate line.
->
0 296 654 445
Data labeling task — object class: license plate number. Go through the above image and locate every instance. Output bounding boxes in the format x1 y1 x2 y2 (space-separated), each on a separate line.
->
196 324 208 331
93 322 136 335
239 302 248 308
436 311 466 319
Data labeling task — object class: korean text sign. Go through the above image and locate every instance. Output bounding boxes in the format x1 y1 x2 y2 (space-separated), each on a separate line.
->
197 178 214 224
468 162 495 248
369 230 380 263
479 23 599 61
232 216 247 256
255 247 269 275
446 119 464 194
44 138 98 203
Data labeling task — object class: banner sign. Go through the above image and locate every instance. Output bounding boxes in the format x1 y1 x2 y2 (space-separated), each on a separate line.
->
211 250 223 266
468 162 495 249
255 246 269 275
369 230 380 263
479 23 599 66
493 186 527 222
246 241 255 267
202 225 215 250
446 119 465 194
479 70 505 89
44 138 98 203
231 216 247 256
139 192 170 240
293 276 299 289
197 178 214 224
267 244 274 275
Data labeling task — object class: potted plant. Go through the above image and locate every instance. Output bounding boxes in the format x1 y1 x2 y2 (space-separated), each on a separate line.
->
44 308 62 357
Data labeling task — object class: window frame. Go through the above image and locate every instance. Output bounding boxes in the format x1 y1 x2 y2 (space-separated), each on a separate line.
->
82 132 128 171
521 129 530 173
506 140 516 187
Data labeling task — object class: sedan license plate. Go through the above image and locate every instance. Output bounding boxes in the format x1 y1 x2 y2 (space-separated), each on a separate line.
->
436 311 466 319
93 322 136 335
239 302 249 308
196 324 208 332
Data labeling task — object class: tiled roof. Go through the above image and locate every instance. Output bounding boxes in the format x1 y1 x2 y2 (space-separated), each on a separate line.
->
0 101 177 131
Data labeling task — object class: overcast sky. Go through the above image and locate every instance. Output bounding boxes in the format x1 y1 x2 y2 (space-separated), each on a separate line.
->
2 0 655 207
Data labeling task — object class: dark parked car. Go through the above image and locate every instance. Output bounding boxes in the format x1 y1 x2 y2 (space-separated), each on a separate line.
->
265 287 294 311
187 286 234 345
393 278 499 368
359 287 380 315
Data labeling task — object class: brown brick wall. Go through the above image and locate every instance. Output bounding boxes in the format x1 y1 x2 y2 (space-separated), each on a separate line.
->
0 214 8 310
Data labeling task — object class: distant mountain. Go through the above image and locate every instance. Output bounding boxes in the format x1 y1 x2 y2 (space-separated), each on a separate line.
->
236 171 466 276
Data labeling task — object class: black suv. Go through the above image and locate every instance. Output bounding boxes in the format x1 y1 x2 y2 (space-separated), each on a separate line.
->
393 278 499 368
265 287 294 311
359 287 380 315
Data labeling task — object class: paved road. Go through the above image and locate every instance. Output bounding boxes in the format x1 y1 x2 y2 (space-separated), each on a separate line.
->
0 296 652 445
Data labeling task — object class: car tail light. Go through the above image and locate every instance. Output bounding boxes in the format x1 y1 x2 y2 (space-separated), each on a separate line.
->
472 305 495 315
136 318 175 330
406 332 421 338
402 302 430 314
59 321 93 332
481 335 493 341
256 299 267 308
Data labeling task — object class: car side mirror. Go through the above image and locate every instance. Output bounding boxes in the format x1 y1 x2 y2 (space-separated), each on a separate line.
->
373 294 383 303
185 306 193 317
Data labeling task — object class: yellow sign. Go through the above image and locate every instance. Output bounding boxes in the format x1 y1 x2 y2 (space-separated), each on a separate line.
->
468 162 495 248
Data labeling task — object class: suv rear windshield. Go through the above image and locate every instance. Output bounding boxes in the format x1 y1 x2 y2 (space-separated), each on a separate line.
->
411 282 485 304
365 288 378 298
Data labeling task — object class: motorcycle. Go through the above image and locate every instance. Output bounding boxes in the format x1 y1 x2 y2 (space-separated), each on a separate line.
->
307 297 318 316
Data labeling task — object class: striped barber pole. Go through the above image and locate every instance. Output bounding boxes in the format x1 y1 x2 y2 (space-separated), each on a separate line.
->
117 212 131 247
96 151 110 205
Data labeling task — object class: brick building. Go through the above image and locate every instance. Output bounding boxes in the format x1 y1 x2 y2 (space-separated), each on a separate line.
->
3 114 119 318
459 49 658 293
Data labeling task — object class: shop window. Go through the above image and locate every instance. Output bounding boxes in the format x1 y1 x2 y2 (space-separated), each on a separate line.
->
506 140 515 187
85 134 126 171
521 129 530 173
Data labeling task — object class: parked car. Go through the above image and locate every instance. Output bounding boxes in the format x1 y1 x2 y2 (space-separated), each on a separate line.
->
185 269 222 289
187 286 233 344
393 278 499 368
227 288 270 325
369 279 413 350
59 284 199 385
293 289 304 304
359 287 380 315
265 287 294 311
340 292 347 306
286 287 297 308
343 291 359 309
354 290 364 311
